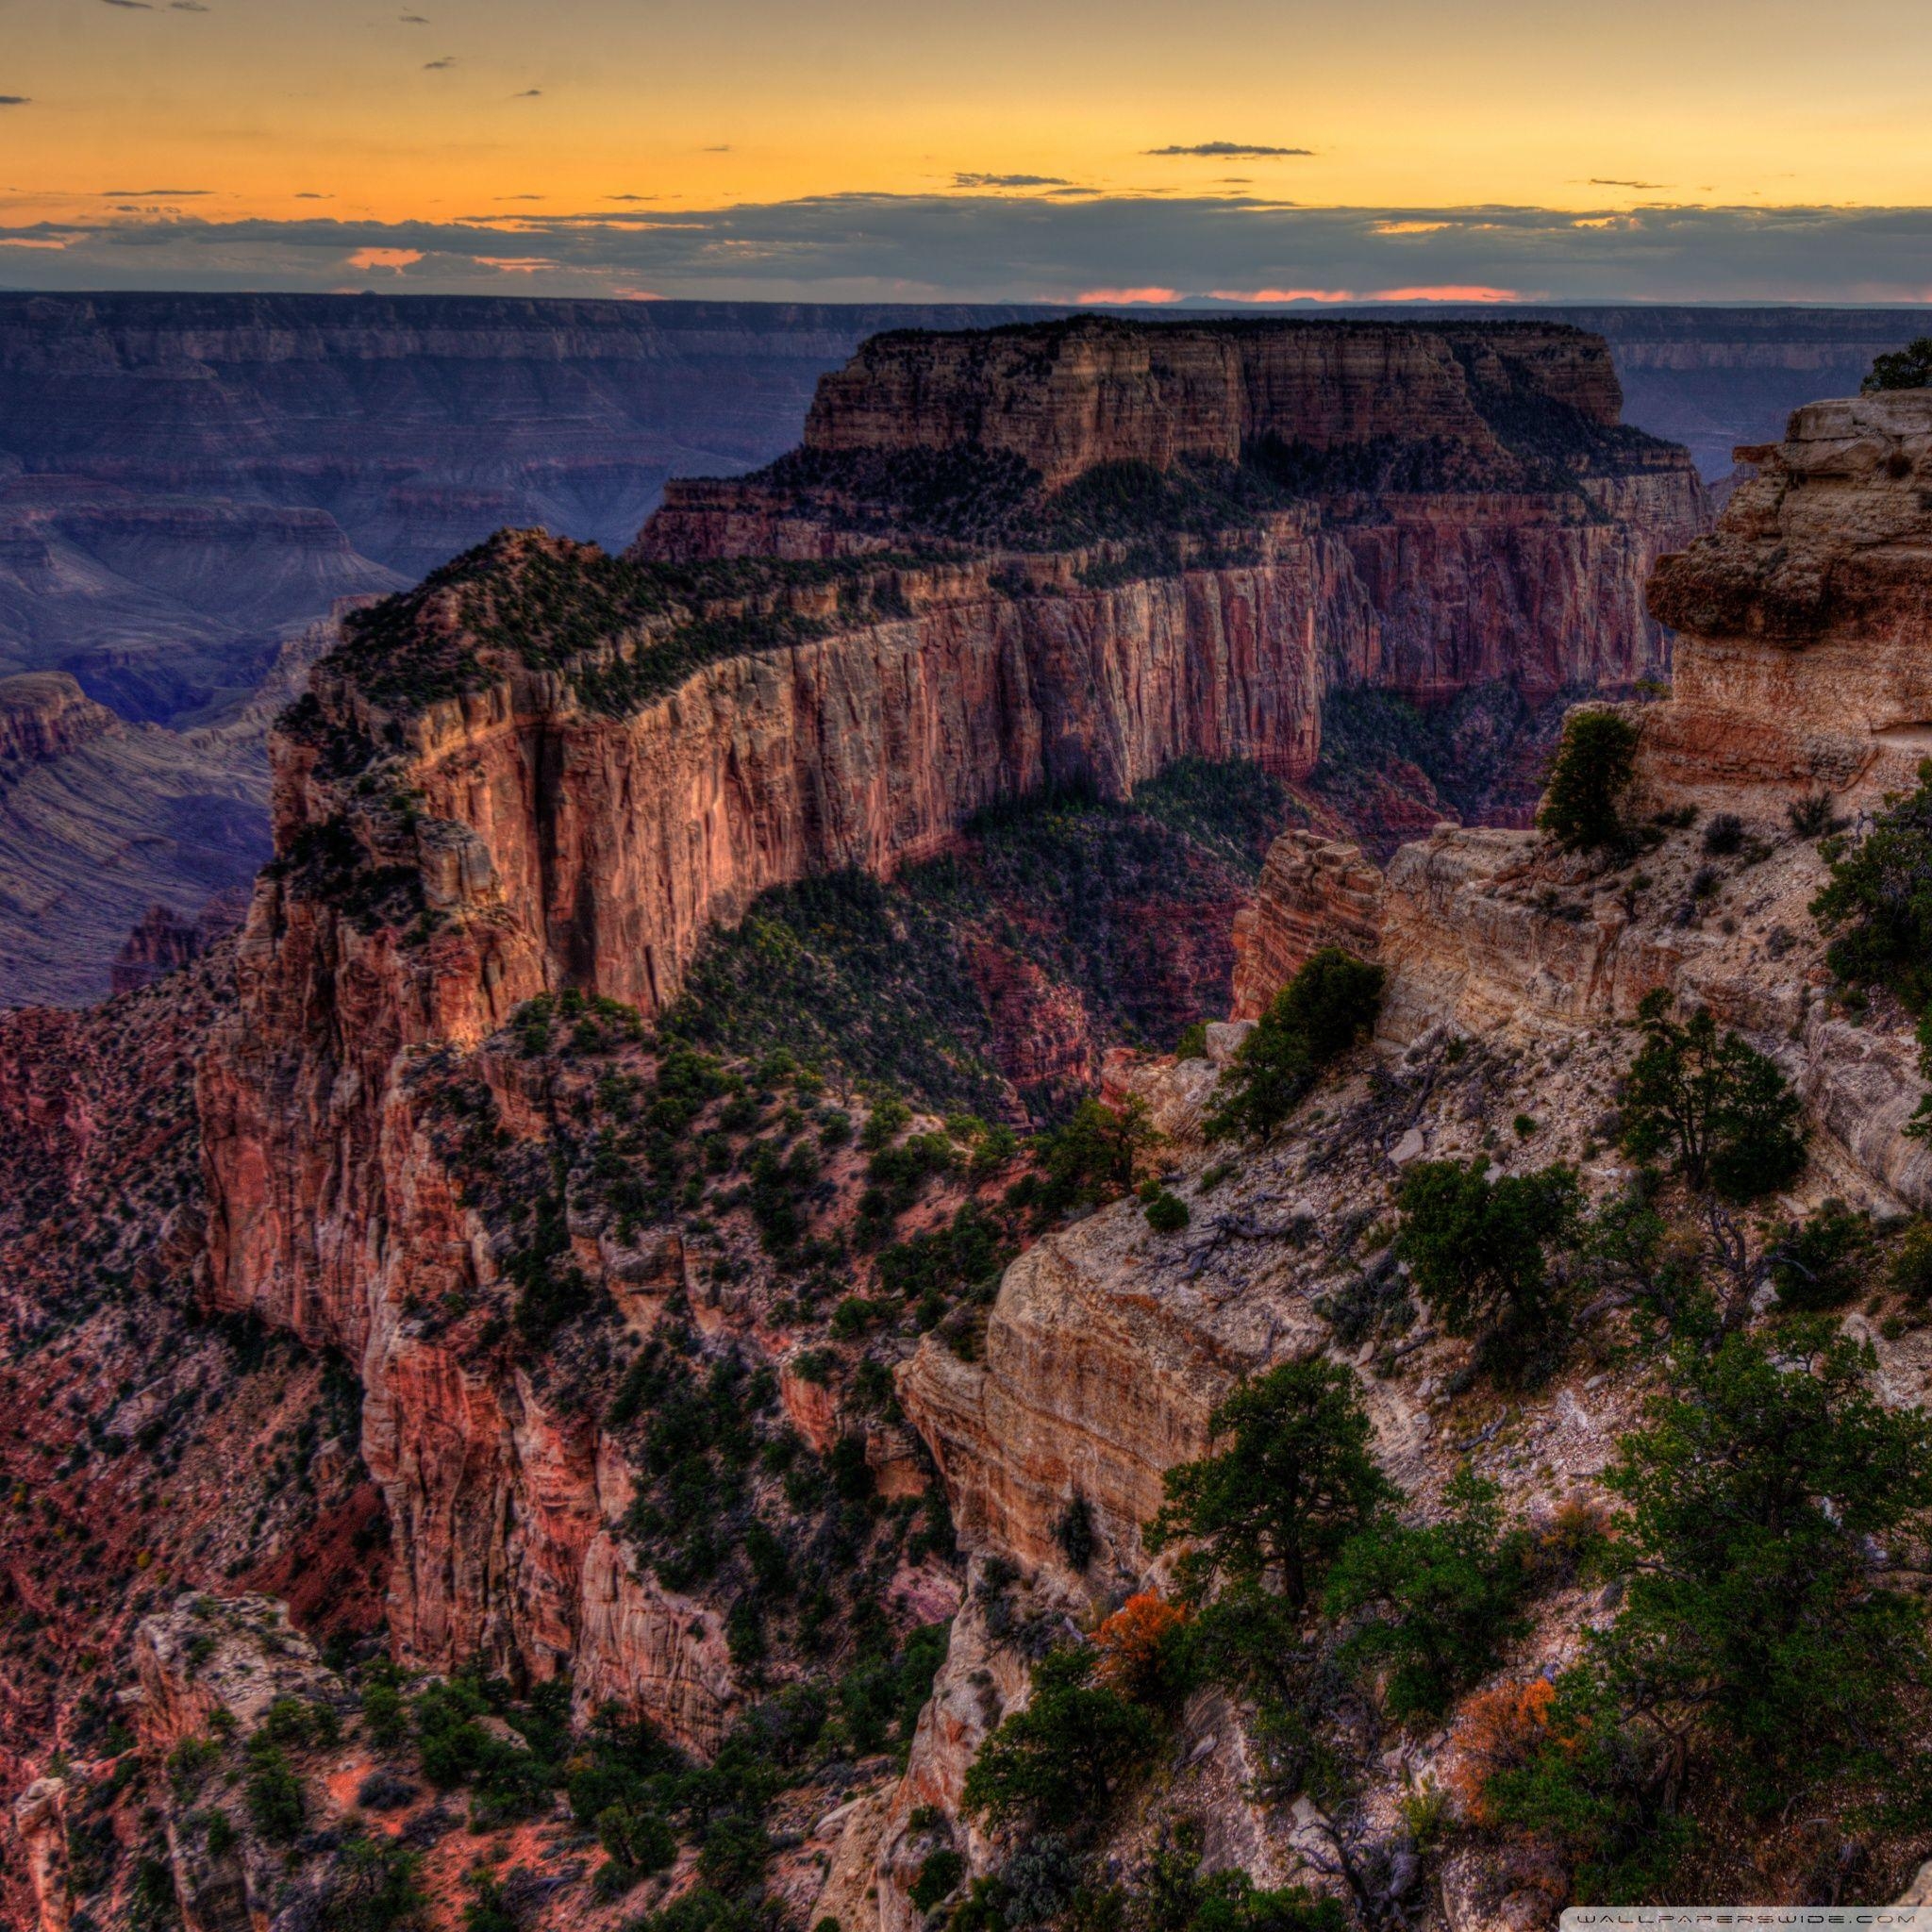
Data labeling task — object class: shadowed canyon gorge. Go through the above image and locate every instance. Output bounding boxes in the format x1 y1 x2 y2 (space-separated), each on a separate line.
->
6 310 1932 1932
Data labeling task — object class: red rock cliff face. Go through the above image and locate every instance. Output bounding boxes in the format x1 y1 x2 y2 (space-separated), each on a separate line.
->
798 318 1622 488
197 317 1706 1740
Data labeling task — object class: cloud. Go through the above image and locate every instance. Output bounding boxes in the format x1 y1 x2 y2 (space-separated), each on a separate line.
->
100 186 209 195
1373 284 1522 302
9 197 1932 309
702 144 731 153
423 56 456 70
1590 177 1668 190
513 89 542 97
294 192 330 200
1143 142 1313 158
1211 287 1353 303
346 245 424 273
1074 286 1181 304
399 11 429 19
0 97 28 108
952 173 1074 190
170 2 209 10
495 194 545 202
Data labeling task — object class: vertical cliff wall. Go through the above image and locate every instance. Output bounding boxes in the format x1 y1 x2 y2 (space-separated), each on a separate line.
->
196 316 1706 1739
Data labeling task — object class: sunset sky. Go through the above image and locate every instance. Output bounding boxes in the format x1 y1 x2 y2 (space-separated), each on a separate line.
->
6 0 1932 301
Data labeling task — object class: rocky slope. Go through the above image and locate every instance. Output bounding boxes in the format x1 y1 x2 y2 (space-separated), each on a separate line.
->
878 391 1932 1931
0 614 350 1006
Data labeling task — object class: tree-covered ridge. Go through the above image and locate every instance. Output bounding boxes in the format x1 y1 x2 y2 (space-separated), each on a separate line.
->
296 527 937 722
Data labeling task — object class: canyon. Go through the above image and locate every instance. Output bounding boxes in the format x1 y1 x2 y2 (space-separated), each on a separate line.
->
0 294 1923 1005
5 320 1932 1931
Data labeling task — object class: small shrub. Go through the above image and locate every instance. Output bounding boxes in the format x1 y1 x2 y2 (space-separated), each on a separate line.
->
1450 1676 1557 1824
1325 1472 1535 1724
1055 1496 1096 1570
1394 1158 1582 1384
1620 991 1806 1201
960 1646 1159 1830
1863 338 1932 391
1788 792 1836 838
321 1837 425 1930
1891 1221 1932 1303
1771 1199 1872 1311
1035 1096 1162 1209
1091 1592 1190 1707
1143 1190 1191 1234
1206 948 1384 1142
244 1740 305 1843
910 1849 966 1911
1811 763 1932 1131
1143 1359 1394 1610
599 1802 676 1877
1701 812 1745 857
355 1768 418 1812
1174 1021 1210 1060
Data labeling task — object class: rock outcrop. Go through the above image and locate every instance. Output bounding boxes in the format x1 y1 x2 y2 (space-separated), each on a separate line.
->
0 672 119 786
649 316 1706 705
13 1776 70 1932
1227 391 1932 1211
795 319 1624 489
1641 391 1932 808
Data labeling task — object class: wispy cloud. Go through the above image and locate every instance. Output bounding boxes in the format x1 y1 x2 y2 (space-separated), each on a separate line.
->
512 89 542 97
702 144 731 153
99 186 209 195
1590 177 1669 191
398 11 429 20
98 0 154 9
1143 142 1313 158
953 173 1074 190
170 2 210 11
422 56 457 70
294 192 330 201
0 97 29 108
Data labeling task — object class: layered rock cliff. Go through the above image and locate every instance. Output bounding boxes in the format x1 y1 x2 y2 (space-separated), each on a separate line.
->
188 321 1702 1765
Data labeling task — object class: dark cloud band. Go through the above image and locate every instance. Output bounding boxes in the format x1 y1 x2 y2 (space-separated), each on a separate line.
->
5 196 1932 308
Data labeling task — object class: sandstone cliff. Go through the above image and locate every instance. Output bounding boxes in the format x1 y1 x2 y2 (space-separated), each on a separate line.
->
1641 391 1932 808
795 319 1625 489
186 322 1703 1774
